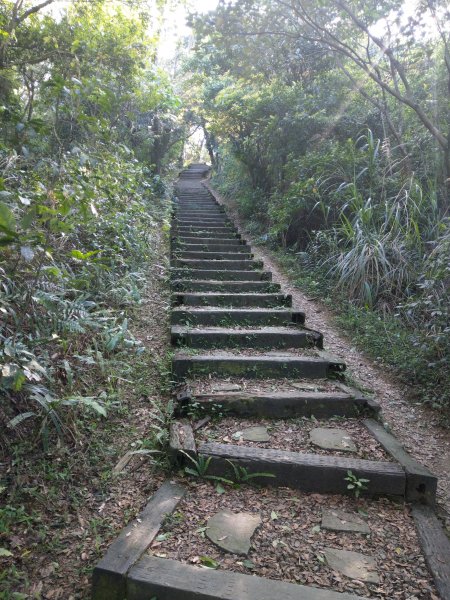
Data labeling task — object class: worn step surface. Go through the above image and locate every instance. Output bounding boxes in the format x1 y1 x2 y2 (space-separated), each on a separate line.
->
171 268 271 281
172 292 291 307
172 325 321 349
173 237 247 246
172 351 341 379
172 280 281 293
177 389 377 418
174 250 254 260
171 307 304 326
172 258 263 270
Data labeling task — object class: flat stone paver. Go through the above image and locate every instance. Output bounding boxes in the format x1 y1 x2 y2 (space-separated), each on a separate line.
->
322 509 370 534
323 548 379 584
206 510 261 555
213 383 242 392
310 428 357 452
240 426 271 442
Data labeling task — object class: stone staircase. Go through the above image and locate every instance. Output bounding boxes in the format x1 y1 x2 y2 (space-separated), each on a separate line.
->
92 164 450 600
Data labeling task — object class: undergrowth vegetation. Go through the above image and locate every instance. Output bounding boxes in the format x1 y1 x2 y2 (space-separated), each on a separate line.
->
0 0 183 452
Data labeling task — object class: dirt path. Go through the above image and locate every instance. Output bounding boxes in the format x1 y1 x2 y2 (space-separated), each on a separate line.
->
206 181 450 524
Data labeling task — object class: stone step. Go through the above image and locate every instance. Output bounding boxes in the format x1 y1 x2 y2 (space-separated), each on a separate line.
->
177 390 378 419
173 231 241 239
171 325 321 349
174 206 227 219
173 251 254 260
173 243 251 253
171 307 304 327
198 442 405 497
172 292 291 307
171 258 263 270
171 268 271 281
172 280 281 292
173 225 236 233
173 236 246 245
127 555 363 600
174 218 231 224
172 352 343 379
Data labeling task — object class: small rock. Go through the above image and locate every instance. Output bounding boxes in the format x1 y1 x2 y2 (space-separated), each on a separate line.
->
240 426 270 442
212 383 241 392
324 547 379 583
310 428 357 452
206 510 261 555
322 509 370 534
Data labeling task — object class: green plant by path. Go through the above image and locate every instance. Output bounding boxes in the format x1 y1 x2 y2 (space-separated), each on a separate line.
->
345 470 370 499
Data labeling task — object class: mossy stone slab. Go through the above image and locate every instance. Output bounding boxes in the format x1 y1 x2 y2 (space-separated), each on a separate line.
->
212 383 242 392
240 426 271 442
323 548 379 583
310 428 357 452
206 510 261 555
322 509 370 534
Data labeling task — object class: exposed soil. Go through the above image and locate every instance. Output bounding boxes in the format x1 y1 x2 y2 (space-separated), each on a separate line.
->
150 480 438 599
195 416 393 461
206 181 450 524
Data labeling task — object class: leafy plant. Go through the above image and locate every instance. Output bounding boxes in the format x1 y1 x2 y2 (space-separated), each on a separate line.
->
344 470 370 498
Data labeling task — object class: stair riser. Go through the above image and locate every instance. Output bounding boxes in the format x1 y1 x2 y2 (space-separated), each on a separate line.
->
198 448 405 497
179 393 373 419
172 357 331 379
173 293 291 307
173 244 251 254
173 252 254 260
171 312 296 327
172 331 318 349
173 233 241 240
173 238 246 246
172 281 281 292
171 269 271 281
173 227 235 234
172 259 263 270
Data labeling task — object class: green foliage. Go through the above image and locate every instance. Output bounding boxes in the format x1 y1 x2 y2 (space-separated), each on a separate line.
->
345 470 370 499
0 0 182 449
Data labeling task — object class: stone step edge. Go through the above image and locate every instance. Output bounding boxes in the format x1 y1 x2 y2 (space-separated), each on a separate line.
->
171 292 291 307
171 325 322 350
174 386 380 419
128 555 364 600
169 430 405 498
171 354 342 380
92 481 186 600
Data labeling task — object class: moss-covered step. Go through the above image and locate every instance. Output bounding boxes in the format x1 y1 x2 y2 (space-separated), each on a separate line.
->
171 268 272 281
173 236 245 245
173 251 254 260
171 307 304 327
174 231 242 239
171 325 321 349
172 292 291 307
177 389 379 419
173 218 231 227
171 280 281 293
173 225 236 234
173 243 252 254
172 352 344 379
171 258 264 271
